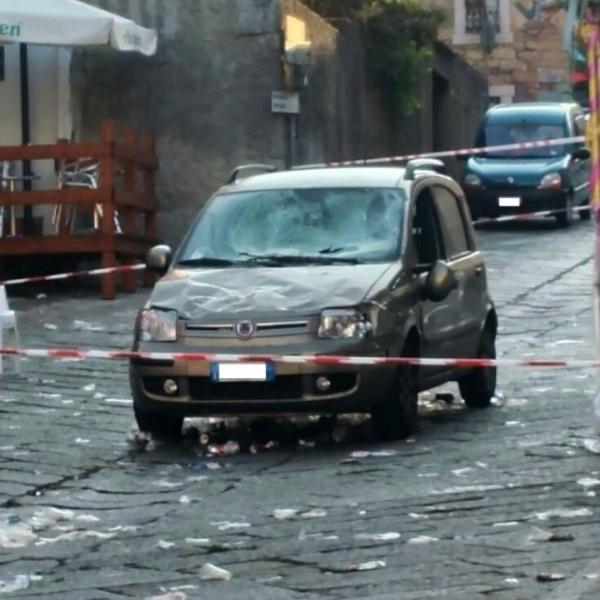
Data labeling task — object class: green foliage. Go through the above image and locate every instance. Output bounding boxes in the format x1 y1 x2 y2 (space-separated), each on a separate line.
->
303 0 446 115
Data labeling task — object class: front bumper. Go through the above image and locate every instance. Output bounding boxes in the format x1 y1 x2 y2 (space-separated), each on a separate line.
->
129 339 395 416
464 186 568 219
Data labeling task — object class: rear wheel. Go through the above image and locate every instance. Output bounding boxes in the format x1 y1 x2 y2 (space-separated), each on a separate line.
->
371 348 419 440
556 194 575 228
459 329 497 408
133 404 184 440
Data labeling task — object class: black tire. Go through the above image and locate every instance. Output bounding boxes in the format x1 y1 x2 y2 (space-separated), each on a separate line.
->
459 329 497 408
133 404 183 440
580 203 591 221
556 194 575 228
371 358 419 440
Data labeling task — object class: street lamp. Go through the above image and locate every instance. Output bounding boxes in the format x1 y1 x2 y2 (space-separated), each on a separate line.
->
284 41 311 91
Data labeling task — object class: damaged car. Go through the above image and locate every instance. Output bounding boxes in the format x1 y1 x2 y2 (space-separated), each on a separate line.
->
130 161 497 440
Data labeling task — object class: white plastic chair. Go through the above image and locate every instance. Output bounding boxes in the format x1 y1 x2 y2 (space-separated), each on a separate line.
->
0 285 20 375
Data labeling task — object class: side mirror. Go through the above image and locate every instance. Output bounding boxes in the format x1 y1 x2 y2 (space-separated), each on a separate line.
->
404 158 447 180
573 147 591 160
146 244 172 275
423 260 457 302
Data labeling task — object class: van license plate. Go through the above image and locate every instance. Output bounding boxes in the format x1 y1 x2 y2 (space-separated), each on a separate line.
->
499 196 521 207
210 362 274 382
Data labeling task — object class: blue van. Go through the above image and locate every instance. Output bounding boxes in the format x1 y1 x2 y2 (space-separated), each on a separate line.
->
462 103 590 227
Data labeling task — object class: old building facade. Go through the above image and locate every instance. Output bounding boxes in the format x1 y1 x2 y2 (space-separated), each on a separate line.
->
433 0 576 105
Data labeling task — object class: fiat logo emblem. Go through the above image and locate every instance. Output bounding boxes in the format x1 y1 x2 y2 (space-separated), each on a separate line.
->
235 320 255 340
507 176 514 184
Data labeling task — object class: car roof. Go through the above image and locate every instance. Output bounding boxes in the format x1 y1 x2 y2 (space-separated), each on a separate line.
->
486 102 579 117
220 167 411 192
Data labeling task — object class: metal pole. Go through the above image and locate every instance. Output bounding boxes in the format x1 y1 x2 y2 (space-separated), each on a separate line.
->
19 43 33 234
581 13 600 432
286 114 297 169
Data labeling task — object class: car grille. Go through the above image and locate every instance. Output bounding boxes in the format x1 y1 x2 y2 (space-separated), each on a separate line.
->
483 177 539 195
484 180 537 193
184 320 309 338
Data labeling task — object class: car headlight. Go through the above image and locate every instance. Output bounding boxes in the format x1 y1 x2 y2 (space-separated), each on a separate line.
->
140 309 178 342
538 172 562 189
463 174 482 187
317 309 372 339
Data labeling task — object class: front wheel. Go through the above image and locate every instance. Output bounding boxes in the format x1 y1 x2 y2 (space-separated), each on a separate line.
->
556 194 575 228
371 361 419 440
459 330 497 408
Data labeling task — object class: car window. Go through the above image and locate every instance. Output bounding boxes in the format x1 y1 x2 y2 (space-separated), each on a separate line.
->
178 187 406 264
432 186 470 259
413 189 443 265
479 115 568 158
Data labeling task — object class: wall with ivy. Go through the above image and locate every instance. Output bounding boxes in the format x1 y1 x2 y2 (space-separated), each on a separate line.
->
285 0 488 172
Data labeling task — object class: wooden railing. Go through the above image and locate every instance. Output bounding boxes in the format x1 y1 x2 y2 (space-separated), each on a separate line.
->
0 121 158 299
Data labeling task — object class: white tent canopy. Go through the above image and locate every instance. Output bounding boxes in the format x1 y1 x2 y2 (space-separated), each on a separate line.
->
0 0 157 56
0 0 157 233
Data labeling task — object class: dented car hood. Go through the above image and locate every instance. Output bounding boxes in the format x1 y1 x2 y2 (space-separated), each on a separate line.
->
148 264 395 320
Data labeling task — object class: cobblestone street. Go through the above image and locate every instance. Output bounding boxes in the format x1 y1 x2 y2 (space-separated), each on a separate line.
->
2 219 600 599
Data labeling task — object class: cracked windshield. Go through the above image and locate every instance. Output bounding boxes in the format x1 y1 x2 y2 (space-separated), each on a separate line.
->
178 188 406 264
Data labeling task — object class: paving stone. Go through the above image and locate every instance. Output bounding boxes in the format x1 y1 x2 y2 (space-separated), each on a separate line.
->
2 220 600 597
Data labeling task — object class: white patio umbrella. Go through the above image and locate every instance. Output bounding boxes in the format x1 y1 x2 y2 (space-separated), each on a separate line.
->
0 0 158 231
0 0 157 54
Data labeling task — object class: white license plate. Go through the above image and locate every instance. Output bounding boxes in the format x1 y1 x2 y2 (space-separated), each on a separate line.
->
498 196 521 207
211 363 270 382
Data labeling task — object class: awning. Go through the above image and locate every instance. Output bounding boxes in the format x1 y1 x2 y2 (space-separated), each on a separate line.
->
0 0 158 233
0 0 157 56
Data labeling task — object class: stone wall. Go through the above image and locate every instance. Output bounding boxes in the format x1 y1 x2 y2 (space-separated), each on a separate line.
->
429 42 489 178
431 0 572 103
280 4 369 165
286 9 488 165
279 2 418 165
72 0 488 246
73 0 404 245
387 41 488 180
74 0 284 247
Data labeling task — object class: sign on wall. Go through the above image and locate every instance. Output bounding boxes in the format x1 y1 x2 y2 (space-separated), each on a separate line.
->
271 91 300 115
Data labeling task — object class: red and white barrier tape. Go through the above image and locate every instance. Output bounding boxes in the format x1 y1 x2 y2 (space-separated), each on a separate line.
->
0 264 145 287
293 135 586 170
474 204 590 225
0 346 598 369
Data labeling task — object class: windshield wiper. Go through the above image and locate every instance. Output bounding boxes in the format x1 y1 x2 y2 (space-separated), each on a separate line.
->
318 245 358 255
177 257 238 267
238 252 360 265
